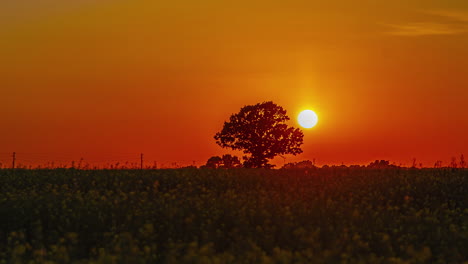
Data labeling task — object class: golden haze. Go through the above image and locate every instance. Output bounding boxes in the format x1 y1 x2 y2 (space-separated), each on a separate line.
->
1 0 468 167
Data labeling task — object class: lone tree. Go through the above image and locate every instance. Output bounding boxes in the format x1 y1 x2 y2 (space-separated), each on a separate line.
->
214 101 304 168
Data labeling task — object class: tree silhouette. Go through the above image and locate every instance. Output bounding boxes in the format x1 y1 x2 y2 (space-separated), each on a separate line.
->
220 154 241 168
367 160 399 169
205 156 222 168
214 101 304 168
282 160 316 169
204 155 242 168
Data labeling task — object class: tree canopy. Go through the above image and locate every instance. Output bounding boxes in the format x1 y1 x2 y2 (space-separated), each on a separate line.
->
214 101 304 168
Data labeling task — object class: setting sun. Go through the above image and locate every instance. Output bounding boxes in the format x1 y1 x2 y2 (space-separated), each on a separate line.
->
298 110 318 129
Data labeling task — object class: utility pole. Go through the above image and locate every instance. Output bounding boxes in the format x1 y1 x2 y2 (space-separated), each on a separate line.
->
140 153 144 170
12 152 16 169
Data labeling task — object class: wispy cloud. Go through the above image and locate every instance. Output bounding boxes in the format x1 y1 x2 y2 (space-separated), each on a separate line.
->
385 22 467 36
384 9 468 36
422 10 468 23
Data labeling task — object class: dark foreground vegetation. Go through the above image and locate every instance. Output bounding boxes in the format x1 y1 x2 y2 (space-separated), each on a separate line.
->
0 168 467 263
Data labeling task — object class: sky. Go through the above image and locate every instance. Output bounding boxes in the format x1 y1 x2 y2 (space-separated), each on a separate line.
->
1 0 468 168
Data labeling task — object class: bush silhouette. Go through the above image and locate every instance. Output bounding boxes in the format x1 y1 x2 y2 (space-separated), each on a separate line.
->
204 155 242 168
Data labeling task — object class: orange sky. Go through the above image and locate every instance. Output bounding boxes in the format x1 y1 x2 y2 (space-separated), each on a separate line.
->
1 0 468 168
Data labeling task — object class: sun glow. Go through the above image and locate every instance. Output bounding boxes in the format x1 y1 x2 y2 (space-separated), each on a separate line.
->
298 110 318 128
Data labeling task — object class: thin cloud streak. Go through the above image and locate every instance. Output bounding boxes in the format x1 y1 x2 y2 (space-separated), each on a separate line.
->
385 22 467 36
423 10 468 23
384 9 468 36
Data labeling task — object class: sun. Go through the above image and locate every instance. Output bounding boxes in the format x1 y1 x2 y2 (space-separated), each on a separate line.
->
298 110 318 128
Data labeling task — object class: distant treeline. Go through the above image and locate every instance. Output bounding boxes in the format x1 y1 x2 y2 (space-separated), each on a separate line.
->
201 155 466 170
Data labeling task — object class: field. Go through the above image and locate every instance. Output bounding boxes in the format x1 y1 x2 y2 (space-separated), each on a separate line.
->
0 168 467 263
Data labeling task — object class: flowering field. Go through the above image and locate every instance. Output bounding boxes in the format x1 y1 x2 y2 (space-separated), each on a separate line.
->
0 168 467 263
